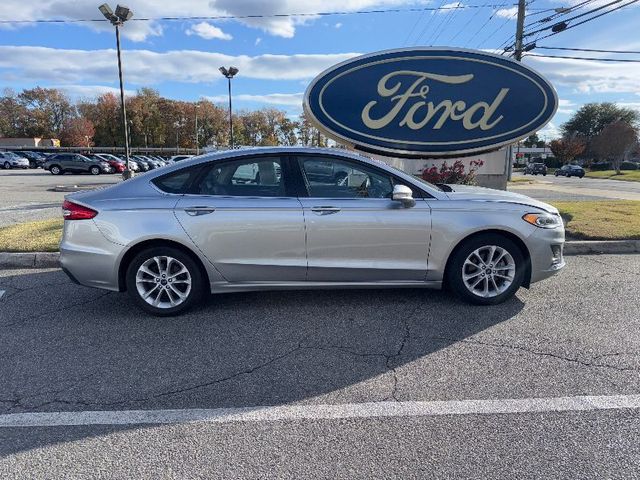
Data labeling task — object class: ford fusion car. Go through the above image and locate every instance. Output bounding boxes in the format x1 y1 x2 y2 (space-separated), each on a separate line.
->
59 147 565 316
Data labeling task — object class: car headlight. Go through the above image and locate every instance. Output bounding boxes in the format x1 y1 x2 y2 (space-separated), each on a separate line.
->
522 212 562 229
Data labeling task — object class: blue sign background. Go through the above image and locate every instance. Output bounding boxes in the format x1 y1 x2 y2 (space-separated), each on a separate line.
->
304 48 558 157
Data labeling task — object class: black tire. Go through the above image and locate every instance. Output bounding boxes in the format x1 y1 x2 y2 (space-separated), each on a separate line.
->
50 165 63 175
90 166 101 175
3 161 11 170
126 246 205 316
446 233 526 306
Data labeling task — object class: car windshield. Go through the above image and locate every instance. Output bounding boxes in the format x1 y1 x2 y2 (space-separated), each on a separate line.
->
5 152 23 159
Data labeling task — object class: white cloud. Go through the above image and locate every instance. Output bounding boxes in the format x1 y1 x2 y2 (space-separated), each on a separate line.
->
557 99 575 114
185 22 232 40
255 37 262 46
0 46 360 85
335 22 343 28
207 93 304 106
495 7 518 19
524 55 640 94
54 84 135 100
537 121 561 141
0 0 431 40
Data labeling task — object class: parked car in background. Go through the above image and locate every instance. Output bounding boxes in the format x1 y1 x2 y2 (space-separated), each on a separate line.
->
0 151 30 169
60 147 565 316
13 150 47 168
169 155 194 162
43 153 112 175
95 153 139 173
555 165 585 178
86 154 124 174
523 162 548 176
129 156 150 171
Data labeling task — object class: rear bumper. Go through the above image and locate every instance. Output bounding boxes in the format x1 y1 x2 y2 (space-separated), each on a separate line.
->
59 220 122 291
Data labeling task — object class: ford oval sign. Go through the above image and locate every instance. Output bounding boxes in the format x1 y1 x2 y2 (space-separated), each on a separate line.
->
304 48 558 157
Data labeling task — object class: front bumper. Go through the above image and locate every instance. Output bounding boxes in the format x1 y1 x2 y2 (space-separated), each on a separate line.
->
527 225 566 284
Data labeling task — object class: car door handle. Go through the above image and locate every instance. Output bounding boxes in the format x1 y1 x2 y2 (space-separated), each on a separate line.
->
311 206 341 215
184 206 216 216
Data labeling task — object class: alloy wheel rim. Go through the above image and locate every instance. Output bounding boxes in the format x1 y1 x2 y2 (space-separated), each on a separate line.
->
462 245 516 298
136 256 192 309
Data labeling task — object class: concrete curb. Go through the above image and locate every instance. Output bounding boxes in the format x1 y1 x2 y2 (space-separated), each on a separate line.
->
1 241 640 270
563 240 640 255
0 252 60 269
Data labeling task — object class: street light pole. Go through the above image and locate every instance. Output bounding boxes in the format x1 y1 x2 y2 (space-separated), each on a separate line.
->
194 104 199 155
219 66 239 148
99 3 134 180
227 77 233 148
115 24 131 177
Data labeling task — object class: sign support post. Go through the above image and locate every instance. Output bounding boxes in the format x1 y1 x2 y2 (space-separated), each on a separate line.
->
507 0 527 182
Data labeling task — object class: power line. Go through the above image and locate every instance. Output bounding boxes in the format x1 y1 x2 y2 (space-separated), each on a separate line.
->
525 52 640 62
428 3 463 45
0 4 520 24
524 0 633 37
528 0 639 43
463 8 498 47
536 45 640 54
477 7 518 48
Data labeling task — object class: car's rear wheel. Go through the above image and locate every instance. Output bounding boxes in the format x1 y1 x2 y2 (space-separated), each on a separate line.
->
126 246 204 316
3 161 11 169
90 166 100 175
446 233 526 305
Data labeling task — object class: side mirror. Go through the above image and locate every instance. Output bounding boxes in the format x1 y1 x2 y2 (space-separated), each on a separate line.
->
392 184 416 208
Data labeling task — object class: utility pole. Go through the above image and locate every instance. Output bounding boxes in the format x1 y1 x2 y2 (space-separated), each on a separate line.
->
514 0 526 61
506 0 527 183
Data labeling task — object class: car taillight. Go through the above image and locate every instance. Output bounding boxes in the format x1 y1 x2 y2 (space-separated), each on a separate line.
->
62 200 98 220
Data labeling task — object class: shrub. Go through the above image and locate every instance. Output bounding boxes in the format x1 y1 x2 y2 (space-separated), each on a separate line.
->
590 161 612 171
421 159 484 185
620 161 639 170
543 157 562 169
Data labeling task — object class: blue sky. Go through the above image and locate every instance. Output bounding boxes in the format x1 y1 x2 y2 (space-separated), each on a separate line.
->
1 0 639 140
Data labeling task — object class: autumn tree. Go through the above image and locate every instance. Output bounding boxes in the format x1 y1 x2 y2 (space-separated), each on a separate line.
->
17 87 75 137
60 117 96 147
549 136 586 165
591 121 638 174
298 110 328 147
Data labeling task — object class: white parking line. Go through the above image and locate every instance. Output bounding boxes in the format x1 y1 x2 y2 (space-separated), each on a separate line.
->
1 394 640 427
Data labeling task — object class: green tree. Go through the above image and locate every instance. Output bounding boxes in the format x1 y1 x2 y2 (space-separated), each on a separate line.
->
562 102 640 139
17 87 75 138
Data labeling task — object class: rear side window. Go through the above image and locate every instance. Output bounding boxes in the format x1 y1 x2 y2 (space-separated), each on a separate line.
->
152 167 202 194
193 157 285 197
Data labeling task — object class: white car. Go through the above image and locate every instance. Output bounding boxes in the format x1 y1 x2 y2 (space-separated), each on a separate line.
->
169 155 194 162
0 151 30 169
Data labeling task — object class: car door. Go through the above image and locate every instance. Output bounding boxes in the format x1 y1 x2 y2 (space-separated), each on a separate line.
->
295 155 432 282
173 155 307 283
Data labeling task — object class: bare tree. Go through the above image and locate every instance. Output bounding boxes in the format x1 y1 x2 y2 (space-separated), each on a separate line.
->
592 121 638 174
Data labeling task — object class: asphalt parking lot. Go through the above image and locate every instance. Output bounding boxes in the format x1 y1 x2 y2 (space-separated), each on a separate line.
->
0 169 119 227
0 254 639 478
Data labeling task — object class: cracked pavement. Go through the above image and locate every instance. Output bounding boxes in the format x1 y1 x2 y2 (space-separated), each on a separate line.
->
0 254 639 478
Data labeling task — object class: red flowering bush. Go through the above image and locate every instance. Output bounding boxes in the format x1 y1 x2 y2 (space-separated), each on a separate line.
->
421 159 484 185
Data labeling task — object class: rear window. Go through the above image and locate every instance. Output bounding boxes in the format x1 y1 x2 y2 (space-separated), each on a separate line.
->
152 167 202 194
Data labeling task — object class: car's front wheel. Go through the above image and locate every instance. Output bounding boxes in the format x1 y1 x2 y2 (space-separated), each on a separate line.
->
446 233 526 305
3 162 11 169
90 166 101 175
126 246 204 316
50 165 63 175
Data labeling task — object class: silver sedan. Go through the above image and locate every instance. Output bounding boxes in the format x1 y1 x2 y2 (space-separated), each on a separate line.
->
59 147 565 316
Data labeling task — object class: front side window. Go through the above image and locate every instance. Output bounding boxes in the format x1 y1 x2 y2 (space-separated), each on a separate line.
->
195 157 285 197
298 156 395 199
